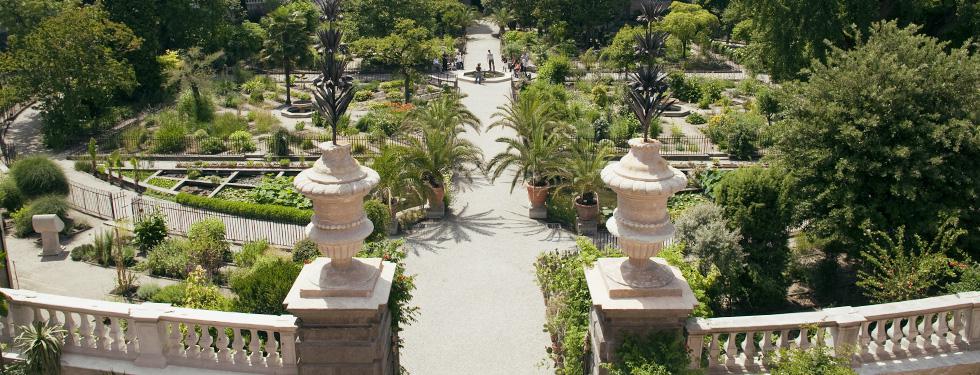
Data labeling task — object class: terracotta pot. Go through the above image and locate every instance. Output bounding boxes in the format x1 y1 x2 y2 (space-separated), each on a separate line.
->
428 185 445 206
525 182 550 208
574 195 599 222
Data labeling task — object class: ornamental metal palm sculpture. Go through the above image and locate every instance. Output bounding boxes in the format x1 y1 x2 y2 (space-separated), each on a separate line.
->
628 1 675 142
312 0 355 145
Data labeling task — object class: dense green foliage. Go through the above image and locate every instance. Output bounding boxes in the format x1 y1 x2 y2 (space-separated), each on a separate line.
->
607 331 692 375
144 238 191 279
187 218 230 277
9 156 69 198
234 239 270 268
773 22 980 256
14 321 66 375
0 176 24 212
659 2 719 59
0 5 139 147
674 202 744 311
249 175 312 209
291 238 319 263
11 195 69 237
767 347 856 375
230 255 301 315
133 212 168 252
486 0 629 48
364 199 391 242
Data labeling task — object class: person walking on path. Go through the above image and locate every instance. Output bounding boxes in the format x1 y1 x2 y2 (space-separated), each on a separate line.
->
475 63 484 84
456 51 464 70
487 50 495 71
441 52 449 72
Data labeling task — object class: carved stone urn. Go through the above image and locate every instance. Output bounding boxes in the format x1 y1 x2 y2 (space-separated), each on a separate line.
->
290 141 382 297
597 138 688 296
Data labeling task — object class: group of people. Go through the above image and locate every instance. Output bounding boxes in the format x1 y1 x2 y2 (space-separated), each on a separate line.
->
436 50 465 72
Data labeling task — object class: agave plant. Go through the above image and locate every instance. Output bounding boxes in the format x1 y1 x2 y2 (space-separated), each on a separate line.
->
487 92 569 191
629 1 674 142
15 321 66 375
312 0 355 144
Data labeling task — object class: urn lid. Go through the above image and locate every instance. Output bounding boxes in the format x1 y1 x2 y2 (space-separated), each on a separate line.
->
601 138 687 195
293 142 380 197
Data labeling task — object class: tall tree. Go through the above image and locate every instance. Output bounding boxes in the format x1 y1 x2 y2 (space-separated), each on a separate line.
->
350 19 439 103
167 47 224 121
773 22 980 256
0 0 76 44
0 5 139 147
659 1 719 59
260 0 317 105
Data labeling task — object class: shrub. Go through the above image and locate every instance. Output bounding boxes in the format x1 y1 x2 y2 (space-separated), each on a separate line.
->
136 284 161 301
538 55 572 85
686 112 706 125
175 193 313 225
0 176 25 212
177 89 215 123
152 111 189 153
705 112 763 159
183 266 232 310
379 80 403 90
294 121 305 131
197 137 227 155
668 72 700 102
268 129 290 156
70 244 93 261
230 256 302 315
767 347 856 375
354 90 373 102
251 110 279 134
133 212 168 252
149 283 186 304
235 239 269 268
228 130 256 153
211 113 248 139
9 156 69 198
145 238 190 278
73 160 94 173
292 238 319 263
608 331 691 375
12 195 69 237
248 90 264 104
364 199 390 242
187 219 230 277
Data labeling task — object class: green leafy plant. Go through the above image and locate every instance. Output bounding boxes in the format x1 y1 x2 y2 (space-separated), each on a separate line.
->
0 176 25 212
291 238 319 263
686 112 706 125
15 321 66 375
234 239 270 268
606 331 692 375
9 155 69 198
249 175 311 209
175 193 313 225
183 266 231 310
554 140 614 207
230 255 301 315
12 195 69 237
187 219 230 278
766 347 856 375
364 199 390 242
133 212 168 253
145 238 191 278
857 219 962 303
487 91 568 190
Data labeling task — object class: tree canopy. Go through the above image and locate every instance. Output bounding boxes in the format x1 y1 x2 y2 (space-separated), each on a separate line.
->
773 21 980 256
0 5 140 147
659 1 719 59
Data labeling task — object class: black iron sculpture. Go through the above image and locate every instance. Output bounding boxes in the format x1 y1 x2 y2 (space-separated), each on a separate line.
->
628 1 675 142
312 0 355 145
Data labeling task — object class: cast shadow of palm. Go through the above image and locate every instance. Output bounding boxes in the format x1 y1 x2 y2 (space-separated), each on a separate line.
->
403 204 505 255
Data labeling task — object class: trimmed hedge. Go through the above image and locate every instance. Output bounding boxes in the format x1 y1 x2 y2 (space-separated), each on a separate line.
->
175 193 313 225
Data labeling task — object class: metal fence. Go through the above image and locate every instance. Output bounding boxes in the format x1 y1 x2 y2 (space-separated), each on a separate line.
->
68 182 308 247
587 227 674 251
0 101 34 164
131 198 307 247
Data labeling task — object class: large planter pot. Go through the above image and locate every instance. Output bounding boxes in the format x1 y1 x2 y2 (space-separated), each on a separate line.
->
426 185 446 219
574 195 599 222
526 182 549 219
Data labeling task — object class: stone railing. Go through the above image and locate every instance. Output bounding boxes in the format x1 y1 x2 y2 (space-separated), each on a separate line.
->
685 292 980 373
0 288 298 374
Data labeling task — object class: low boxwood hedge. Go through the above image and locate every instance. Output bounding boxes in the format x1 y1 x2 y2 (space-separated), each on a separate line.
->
175 193 313 225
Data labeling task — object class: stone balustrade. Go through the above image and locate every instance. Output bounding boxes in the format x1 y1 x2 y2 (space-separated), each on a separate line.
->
685 292 980 373
0 288 297 374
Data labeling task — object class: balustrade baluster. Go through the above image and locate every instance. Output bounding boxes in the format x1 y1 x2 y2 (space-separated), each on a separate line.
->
874 320 888 356
857 322 872 359
922 313 937 353
760 330 774 360
168 322 184 357
247 329 261 366
777 330 790 349
907 315 921 354
80 314 95 350
95 316 109 351
216 326 231 364
63 312 76 348
797 328 810 350
201 325 216 361
110 318 124 353
937 312 951 346
889 318 905 357
190 324 204 360
232 328 246 365
742 331 757 368
724 333 738 367
265 331 280 367
952 309 967 346
124 319 136 354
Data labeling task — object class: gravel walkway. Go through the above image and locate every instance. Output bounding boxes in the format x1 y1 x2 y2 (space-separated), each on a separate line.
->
398 21 576 375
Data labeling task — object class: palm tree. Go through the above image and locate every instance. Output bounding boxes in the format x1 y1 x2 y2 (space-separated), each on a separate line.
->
15 321 66 375
404 95 483 217
167 47 224 121
261 3 315 105
486 92 570 218
490 8 515 37
372 145 427 234
555 140 614 223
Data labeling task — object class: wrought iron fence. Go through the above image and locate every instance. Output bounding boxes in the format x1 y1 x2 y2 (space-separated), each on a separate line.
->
131 198 307 247
67 182 129 221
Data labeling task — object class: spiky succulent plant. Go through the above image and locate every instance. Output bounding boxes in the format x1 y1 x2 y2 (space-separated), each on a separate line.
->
312 0 355 145
628 1 675 142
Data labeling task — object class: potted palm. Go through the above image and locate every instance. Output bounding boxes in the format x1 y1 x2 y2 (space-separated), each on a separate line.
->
487 92 569 219
372 145 427 234
405 95 483 218
556 140 614 233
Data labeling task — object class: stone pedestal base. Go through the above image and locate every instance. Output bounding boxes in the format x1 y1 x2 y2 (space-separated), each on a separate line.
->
426 203 445 219
585 257 698 374
576 219 597 236
529 206 547 219
284 258 397 375
40 232 62 256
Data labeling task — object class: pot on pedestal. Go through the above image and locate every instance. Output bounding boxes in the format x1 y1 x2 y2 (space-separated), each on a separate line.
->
526 182 550 219
426 184 446 219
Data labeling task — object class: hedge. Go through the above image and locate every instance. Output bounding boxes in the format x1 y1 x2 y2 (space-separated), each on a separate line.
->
175 193 313 225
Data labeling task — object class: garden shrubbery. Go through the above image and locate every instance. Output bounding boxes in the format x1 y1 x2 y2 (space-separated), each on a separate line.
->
175 192 313 225
0 176 24 212
12 195 69 237
144 238 191 278
230 255 301 315
9 156 69 198
187 219 230 277
364 199 390 242
705 112 764 160
292 238 319 263
133 212 168 252
234 239 269 268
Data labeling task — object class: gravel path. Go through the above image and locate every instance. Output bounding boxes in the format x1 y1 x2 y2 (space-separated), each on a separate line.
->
397 21 576 375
